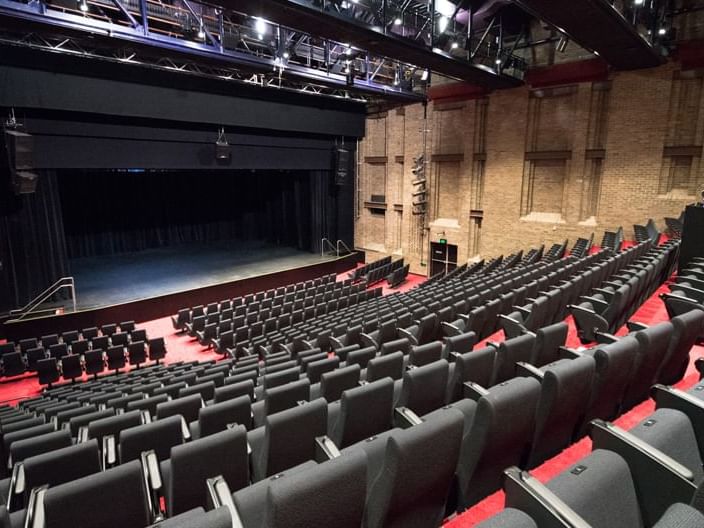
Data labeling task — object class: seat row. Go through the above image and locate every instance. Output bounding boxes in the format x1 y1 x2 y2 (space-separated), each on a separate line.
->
476 377 704 528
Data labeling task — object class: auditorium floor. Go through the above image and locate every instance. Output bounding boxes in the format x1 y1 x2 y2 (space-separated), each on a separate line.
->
69 240 333 309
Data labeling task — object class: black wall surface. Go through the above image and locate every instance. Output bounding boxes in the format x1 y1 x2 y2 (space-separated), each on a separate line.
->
0 49 362 312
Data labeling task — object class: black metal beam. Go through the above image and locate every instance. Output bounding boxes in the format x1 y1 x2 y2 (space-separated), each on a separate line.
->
513 0 665 70
228 0 523 88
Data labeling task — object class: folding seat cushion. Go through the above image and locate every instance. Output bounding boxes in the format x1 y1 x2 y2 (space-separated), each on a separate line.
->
163 427 248 516
106 346 126 372
317 365 361 403
581 336 638 428
25 347 46 371
249 399 328 481
364 409 464 528
111 333 129 347
442 331 477 358
654 503 704 528
659 311 704 385
457 376 542 509
61 354 83 381
148 338 167 363
265 450 367 528
329 378 395 449
345 347 377 370
128 341 147 366
532 322 569 367
22 440 102 498
2 352 26 378
83 350 105 377
528 356 596 467
100 323 117 336
475 509 538 528
43 460 150 528
156 394 203 424
395 360 449 416
366 352 404 382
119 415 183 463
409 342 443 367
446 346 496 403
493 334 536 385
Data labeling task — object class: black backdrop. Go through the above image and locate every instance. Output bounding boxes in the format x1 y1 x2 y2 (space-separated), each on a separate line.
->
58 169 326 259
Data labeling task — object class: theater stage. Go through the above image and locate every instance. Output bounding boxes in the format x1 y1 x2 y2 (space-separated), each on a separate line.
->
3 241 361 341
70 241 334 310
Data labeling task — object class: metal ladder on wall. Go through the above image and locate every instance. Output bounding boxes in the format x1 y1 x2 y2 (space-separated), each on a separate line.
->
321 239 354 258
8 277 78 321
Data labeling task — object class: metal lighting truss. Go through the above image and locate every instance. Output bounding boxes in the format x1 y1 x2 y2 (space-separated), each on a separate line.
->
0 0 428 102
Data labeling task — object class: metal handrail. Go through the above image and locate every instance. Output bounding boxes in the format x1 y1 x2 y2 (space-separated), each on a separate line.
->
321 238 336 257
336 240 353 257
9 277 77 320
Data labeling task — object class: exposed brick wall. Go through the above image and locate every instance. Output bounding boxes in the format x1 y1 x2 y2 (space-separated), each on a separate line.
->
355 61 704 275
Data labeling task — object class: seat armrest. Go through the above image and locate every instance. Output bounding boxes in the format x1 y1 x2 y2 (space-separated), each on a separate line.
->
180 417 191 441
516 362 544 381
25 484 48 528
141 410 152 424
464 381 490 401
513 306 531 317
315 435 342 462
207 476 246 528
77 426 89 443
102 435 117 469
594 332 619 344
626 321 649 332
397 328 414 341
558 346 582 360
140 450 163 523
393 407 423 429
7 461 24 509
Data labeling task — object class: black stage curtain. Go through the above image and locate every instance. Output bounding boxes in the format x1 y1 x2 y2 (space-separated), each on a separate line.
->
57 170 322 259
0 170 70 311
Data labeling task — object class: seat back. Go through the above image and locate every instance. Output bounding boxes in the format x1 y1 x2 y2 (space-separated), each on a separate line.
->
443 331 477 357
261 399 327 478
266 450 367 528
459 376 542 508
529 355 596 467
119 415 183 463
345 347 377 370
380 338 411 357
198 396 252 437
167 427 249 516
409 342 443 367
398 360 449 416
10 430 73 464
544 450 644 528
23 440 102 494
493 334 536 385
156 394 202 423
532 322 568 367
264 379 311 417
447 346 496 403
87 410 143 444
332 378 394 448
367 352 404 382
214 380 255 403
659 310 704 385
365 409 464 528
320 365 361 402
43 460 150 528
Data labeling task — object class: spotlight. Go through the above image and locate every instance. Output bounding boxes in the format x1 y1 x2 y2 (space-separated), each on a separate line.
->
421 69 429 81
255 17 267 36
495 58 502 64
283 51 290 59
450 41 458 49
346 47 352 56
78 0 88 12
658 27 667 35
394 17 402 25
197 24 205 40
634 0 644 4
438 16 449 33
215 127 231 161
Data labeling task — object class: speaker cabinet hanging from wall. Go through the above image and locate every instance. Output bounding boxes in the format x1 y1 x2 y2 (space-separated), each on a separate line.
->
4 129 38 194
334 147 350 186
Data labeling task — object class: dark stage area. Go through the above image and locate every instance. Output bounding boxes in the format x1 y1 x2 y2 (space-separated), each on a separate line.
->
70 240 335 309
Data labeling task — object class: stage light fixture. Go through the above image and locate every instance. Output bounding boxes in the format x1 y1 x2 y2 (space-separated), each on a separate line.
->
634 0 644 4
197 24 205 40
658 27 667 35
421 69 429 81
283 51 290 59
255 17 267 37
438 16 449 33
451 41 458 49
495 58 501 64
394 17 402 25
215 127 231 161
78 0 88 12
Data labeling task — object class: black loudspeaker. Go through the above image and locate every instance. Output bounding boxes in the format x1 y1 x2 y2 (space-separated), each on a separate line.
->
334 147 350 186
4 129 38 194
